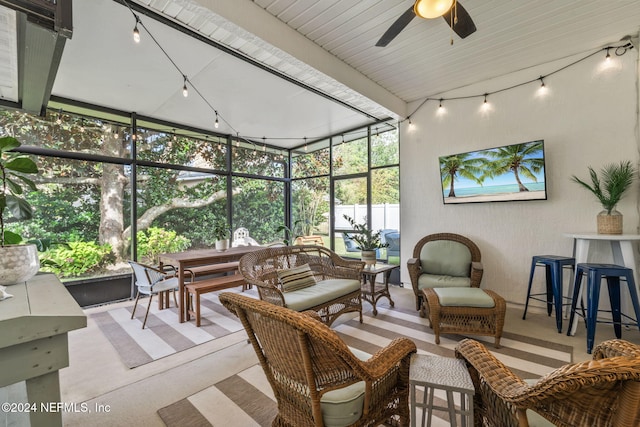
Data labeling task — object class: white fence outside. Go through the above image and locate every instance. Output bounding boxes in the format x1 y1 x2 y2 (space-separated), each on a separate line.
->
335 204 400 232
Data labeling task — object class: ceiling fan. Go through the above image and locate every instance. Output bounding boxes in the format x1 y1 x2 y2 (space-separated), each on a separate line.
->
376 0 476 47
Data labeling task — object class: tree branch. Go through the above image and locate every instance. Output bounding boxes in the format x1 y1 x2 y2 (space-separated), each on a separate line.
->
121 187 241 239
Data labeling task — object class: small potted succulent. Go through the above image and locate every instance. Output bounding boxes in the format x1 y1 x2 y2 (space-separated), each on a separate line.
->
571 160 636 234
0 136 40 284
343 214 388 265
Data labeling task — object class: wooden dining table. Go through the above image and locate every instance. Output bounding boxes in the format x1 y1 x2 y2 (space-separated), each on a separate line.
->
158 245 263 323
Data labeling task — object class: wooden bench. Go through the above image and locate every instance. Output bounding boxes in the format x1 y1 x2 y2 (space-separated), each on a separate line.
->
186 273 246 326
184 261 240 279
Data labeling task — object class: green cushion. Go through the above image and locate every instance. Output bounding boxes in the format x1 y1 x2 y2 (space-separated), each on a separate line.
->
523 379 554 426
434 287 495 307
319 348 371 427
321 381 365 427
283 279 360 311
420 240 471 277
277 263 317 292
418 274 471 290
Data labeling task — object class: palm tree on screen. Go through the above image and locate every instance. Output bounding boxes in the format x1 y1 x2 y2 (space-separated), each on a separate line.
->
440 153 486 198
482 141 544 192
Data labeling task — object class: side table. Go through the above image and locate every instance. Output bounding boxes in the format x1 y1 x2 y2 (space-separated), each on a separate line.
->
360 263 398 315
409 353 474 427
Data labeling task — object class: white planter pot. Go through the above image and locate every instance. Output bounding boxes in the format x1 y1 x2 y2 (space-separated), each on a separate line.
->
0 244 40 285
215 239 230 252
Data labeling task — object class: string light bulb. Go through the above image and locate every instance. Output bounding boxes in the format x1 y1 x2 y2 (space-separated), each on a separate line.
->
214 111 219 129
537 76 549 96
133 17 141 43
439 98 443 109
182 76 188 97
605 48 611 62
304 137 308 152
55 109 62 125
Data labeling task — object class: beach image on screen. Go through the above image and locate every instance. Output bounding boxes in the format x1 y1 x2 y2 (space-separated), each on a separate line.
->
439 140 547 204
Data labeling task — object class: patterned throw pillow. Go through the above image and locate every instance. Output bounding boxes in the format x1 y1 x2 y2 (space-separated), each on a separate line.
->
277 264 317 292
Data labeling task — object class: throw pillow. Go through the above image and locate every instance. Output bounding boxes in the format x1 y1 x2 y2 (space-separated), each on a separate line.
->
277 263 317 292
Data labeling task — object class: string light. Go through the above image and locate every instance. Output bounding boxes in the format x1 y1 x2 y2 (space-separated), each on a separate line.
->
133 16 141 43
182 76 188 97
55 109 62 125
262 137 266 151
304 137 308 152
80 119 85 133
537 76 548 96
214 111 219 129
605 48 611 62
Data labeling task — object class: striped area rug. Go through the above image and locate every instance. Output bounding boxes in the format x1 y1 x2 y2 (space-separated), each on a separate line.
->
91 288 257 368
158 303 573 427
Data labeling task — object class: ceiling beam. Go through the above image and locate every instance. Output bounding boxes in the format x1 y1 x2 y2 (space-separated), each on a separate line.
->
192 0 407 119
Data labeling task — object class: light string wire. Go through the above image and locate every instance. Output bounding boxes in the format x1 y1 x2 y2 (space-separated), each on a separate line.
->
120 0 385 148
404 41 634 123
120 0 287 152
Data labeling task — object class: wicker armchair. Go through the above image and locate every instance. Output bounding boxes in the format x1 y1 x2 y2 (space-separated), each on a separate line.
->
239 245 364 326
407 233 483 311
454 338 640 427
219 292 417 427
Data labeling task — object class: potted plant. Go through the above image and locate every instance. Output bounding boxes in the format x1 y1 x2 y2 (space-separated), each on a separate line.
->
0 136 41 285
213 218 231 251
343 214 388 265
571 160 636 234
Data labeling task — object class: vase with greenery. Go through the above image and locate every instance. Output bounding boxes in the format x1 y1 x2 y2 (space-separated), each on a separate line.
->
343 214 387 265
213 218 231 251
571 160 636 234
0 136 41 284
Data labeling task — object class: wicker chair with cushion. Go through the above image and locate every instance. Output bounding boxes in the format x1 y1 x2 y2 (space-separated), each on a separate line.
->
219 292 417 427
407 233 483 311
454 338 640 427
239 245 364 326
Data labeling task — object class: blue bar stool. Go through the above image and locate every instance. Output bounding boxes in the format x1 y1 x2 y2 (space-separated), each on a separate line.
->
523 255 575 332
567 263 640 354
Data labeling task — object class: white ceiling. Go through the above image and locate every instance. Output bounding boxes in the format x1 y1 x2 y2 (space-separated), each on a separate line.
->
49 0 640 148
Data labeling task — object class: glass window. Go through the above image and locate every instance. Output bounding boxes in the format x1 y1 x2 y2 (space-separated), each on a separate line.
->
371 166 400 264
136 126 227 170
291 177 329 244
232 139 286 177
292 139 330 178
232 177 285 244
371 122 399 167
136 166 227 260
332 133 368 176
0 108 130 158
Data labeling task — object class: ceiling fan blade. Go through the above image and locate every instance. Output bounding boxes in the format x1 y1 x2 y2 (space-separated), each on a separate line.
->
375 5 416 47
443 1 476 39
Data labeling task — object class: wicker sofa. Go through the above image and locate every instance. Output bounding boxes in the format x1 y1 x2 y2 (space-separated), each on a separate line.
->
239 245 365 326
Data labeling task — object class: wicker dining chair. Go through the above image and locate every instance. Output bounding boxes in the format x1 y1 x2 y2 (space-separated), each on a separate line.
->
219 292 417 427
407 233 483 312
454 338 640 427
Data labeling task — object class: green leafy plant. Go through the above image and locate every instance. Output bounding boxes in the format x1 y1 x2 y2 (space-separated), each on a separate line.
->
276 220 304 245
137 227 190 263
213 218 231 241
571 161 636 214
0 136 39 246
40 241 115 278
343 214 388 251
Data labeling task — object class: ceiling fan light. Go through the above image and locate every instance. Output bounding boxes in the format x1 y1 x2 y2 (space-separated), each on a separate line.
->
414 0 454 19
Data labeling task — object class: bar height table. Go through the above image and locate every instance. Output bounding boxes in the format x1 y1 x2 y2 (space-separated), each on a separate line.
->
565 233 640 336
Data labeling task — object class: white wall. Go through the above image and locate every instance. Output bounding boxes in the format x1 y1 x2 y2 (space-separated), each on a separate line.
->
399 46 640 305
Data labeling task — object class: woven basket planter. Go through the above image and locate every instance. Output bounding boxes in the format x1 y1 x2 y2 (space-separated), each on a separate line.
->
597 210 623 234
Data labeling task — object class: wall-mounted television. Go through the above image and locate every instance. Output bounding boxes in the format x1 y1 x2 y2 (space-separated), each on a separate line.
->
439 140 547 204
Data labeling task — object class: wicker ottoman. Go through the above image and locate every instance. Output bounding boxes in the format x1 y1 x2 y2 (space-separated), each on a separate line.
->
421 288 506 348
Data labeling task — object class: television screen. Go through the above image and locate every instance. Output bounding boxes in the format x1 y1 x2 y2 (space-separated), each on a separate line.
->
439 140 547 204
